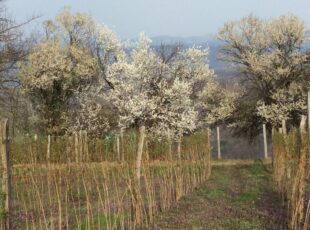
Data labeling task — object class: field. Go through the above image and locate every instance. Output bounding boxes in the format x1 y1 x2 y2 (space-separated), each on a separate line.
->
0 127 308 230
4 131 211 230
155 162 287 229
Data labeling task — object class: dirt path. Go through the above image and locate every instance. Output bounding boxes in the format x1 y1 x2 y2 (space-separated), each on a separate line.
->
153 161 287 230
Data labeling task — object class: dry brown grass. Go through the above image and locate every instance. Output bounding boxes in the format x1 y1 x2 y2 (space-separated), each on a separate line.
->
272 129 308 230
9 130 211 229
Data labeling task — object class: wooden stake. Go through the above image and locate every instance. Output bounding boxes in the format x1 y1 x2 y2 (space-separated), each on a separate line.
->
135 125 146 184
74 132 79 163
34 134 37 164
47 134 51 167
282 120 287 135
263 123 268 159
84 131 89 162
116 134 120 161
120 127 124 162
308 91 310 144
217 126 221 159
177 130 182 161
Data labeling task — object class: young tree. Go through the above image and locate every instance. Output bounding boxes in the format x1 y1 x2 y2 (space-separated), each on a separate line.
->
106 34 216 181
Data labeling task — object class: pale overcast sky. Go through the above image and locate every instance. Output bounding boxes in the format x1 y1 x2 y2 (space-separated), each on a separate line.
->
5 0 310 38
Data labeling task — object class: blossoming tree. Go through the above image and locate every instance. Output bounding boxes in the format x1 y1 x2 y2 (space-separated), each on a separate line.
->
218 15 309 137
106 34 216 181
19 9 98 134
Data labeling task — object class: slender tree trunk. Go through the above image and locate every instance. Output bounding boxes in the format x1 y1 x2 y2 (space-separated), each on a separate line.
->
167 130 172 161
84 131 89 162
271 127 275 167
0 118 12 230
74 132 79 163
177 130 182 161
308 91 310 145
145 138 149 162
263 123 268 159
207 127 211 156
300 115 307 135
282 119 290 179
34 134 37 164
135 125 146 184
79 130 83 162
116 134 120 162
47 135 51 166
67 136 72 173
282 120 287 135
217 126 221 159
120 128 124 162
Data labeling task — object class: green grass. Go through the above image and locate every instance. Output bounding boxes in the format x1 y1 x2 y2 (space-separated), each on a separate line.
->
232 162 267 204
233 187 260 204
208 218 265 230
247 160 268 179
211 166 232 187
73 210 127 229
204 188 226 200
154 163 286 229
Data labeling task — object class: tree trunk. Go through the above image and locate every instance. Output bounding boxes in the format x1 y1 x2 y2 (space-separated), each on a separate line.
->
167 130 172 161
145 138 150 162
116 134 120 162
282 120 287 135
0 118 12 230
34 134 37 164
282 119 291 179
74 132 79 163
79 130 83 162
177 130 182 161
300 115 307 135
47 135 51 166
308 91 310 145
217 126 221 159
120 128 125 161
207 127 211 156
135 125 146 184
67 136 72 173
271 127 274 167
84 131 89 162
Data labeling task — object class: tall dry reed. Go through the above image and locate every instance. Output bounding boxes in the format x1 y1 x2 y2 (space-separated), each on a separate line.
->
9 130 211 229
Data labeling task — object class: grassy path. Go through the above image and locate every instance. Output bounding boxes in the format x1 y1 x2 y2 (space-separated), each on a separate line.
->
153 161 287 230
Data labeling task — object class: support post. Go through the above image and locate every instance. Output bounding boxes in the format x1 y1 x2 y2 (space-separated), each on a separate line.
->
116 134 120 161
282 120 287 135
74 132 79 163
217 126 221 159
263 123 268 159
34 134 37 164
167 130 172 161
177 130 182 161
308 91 310 144
120 127 124 162
47 134 51 166
84 131 89 162
0 118 12 230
